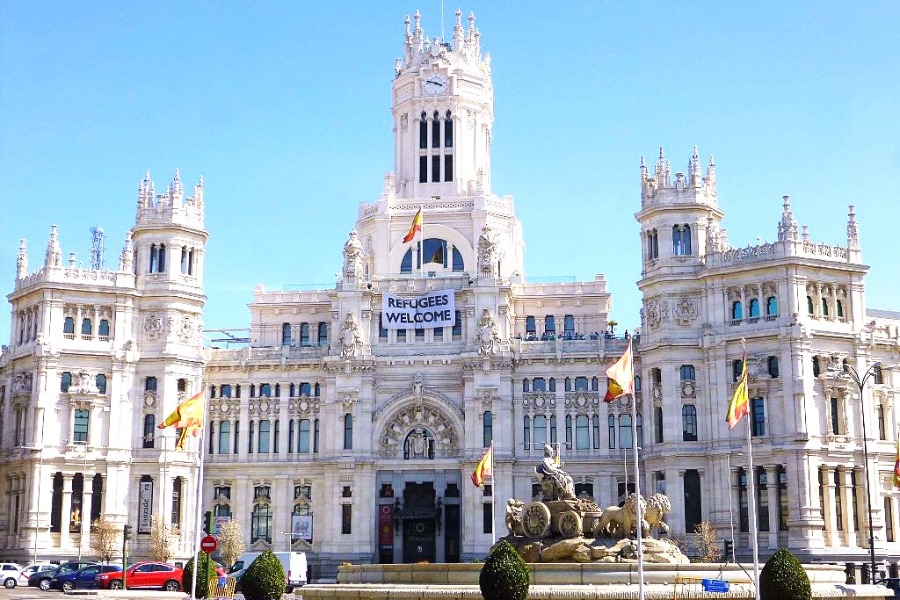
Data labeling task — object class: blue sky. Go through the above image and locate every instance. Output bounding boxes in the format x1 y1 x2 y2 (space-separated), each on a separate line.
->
2 1 898 344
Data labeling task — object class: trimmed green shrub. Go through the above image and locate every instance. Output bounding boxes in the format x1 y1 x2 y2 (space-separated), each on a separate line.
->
241 550 286 600
479 540 529 600
182 552 218 599
760 547 811 600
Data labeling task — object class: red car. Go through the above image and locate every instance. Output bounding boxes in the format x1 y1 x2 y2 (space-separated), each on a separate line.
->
96 562 183 591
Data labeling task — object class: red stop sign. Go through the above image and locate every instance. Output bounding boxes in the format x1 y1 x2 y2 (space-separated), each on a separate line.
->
200 535 218 554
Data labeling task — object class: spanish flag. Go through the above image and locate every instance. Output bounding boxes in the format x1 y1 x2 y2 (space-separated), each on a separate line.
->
604 339 634 402
158 388 205 450
402 208 423 243
471 442 493 487
893 436 900 488
725 360 749 429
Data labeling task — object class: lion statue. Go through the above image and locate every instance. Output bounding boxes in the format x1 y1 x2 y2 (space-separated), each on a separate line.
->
594 492 671 538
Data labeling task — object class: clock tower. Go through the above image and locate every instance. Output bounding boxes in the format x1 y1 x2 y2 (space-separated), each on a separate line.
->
392 9 494 200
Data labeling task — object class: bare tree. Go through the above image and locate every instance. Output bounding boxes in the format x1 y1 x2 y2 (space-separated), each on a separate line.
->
217 519 245 570
149 514 180 563
693 521 723 563
90 517 120 563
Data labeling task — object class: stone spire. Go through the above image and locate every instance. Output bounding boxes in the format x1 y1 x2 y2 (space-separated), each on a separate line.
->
706 155 716 186
690 146 702 187
639 156 648 183
44 225 61 268
453 7 464 49
118 234 134 272
16 239 27 279
777 195 799 242
847 204 859 250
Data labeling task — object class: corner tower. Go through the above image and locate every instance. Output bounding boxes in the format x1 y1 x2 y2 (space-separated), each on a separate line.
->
392 9 494 200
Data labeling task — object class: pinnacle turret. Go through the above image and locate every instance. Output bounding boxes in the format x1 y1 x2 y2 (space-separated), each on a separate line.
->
777 195 799 242
16 239 27 279
45 225 61 268
640 147 717 208
847 204 859 250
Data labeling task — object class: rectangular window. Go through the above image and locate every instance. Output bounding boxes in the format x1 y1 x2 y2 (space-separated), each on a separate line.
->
343 414 353 450
341 504 352 535
298 419 311 453
830 398 841 435
575 415 590 450
757 469 769 532
431 155 440 182
778 467 789 531
738 469 748 532
523 416 530 451
592 415 600 449
444 155 453 182
73 409 89 443
419 156 427 183
482 503 493 534
260 383 271 397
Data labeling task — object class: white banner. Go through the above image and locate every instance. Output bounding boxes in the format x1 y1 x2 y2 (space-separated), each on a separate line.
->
381 289 456 330
138 481 153 533
292 514 313 542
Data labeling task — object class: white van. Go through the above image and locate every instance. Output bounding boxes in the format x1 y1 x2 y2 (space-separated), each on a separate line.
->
229 551 307 592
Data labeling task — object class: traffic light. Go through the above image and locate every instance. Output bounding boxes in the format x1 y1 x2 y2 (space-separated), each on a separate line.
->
123 524 132 541
203 511 214 534
723 539 733 561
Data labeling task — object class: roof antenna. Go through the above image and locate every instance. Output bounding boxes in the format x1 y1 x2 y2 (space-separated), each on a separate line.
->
440 0 445 42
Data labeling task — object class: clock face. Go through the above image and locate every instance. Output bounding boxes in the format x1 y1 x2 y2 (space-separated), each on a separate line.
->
423 74 447 95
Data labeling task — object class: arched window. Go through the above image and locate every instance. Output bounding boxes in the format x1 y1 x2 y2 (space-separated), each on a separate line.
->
749 298 760 319
836 300 844 318
524 416 531 450
343 413 353 450
158 244 166 272
766 296 778 317
806 296 814 314
451 246 464 271
218 421 231 454
751 397 766 437
444 110 453 147
61 372 72 392
576 415 590 450
251 495 272 543
318 322 328 343
565 378 572 392
432 110 440 148
591 377 599 391
544 315 555 334
143 414 155 448
63 316 75 335
682 405 698 441
95 374 107 394
654 406 664 443
634 375 642 391
81 318 92 336
282 323 291 346
619 414 633 449
523 379 530 393
419 112 427 149
548 378 556 392
636 414 644 447
299 419 311 453
532 377 546 392
181 247 188 274
821 298 829 317
401 249 413 273
150 244 158 273
483 411 492 448
574 377 588 391
731 301 743 321
98 319 110 338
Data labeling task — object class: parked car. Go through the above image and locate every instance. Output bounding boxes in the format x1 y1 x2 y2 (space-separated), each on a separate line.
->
0 563 23 589
30 561 97 591
17 563 57 587
96 561 183 591
50 565 121 592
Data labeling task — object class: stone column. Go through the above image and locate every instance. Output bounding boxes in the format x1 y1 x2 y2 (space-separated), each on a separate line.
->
766 465 779 548
838 467 855 546
853 466 867 548
666 468 685 536
61 475 73 549
822 466 837 547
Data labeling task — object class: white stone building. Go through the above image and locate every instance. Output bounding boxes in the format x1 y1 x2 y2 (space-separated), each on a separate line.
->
2 8 900 584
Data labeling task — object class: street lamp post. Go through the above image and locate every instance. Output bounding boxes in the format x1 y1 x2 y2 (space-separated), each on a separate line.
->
75 441 89 562
832 361 883 583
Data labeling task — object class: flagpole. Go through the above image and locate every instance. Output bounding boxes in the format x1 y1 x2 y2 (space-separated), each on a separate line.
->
626 338 644 600
490 440 496 545
419 207 424 280
190 390 207 600
746 413 761 600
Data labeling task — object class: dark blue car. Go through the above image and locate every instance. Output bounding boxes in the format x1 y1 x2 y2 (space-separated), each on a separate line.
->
50 565 121 591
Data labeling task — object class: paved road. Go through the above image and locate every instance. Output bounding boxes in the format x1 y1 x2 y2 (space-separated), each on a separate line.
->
0 586 298 600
